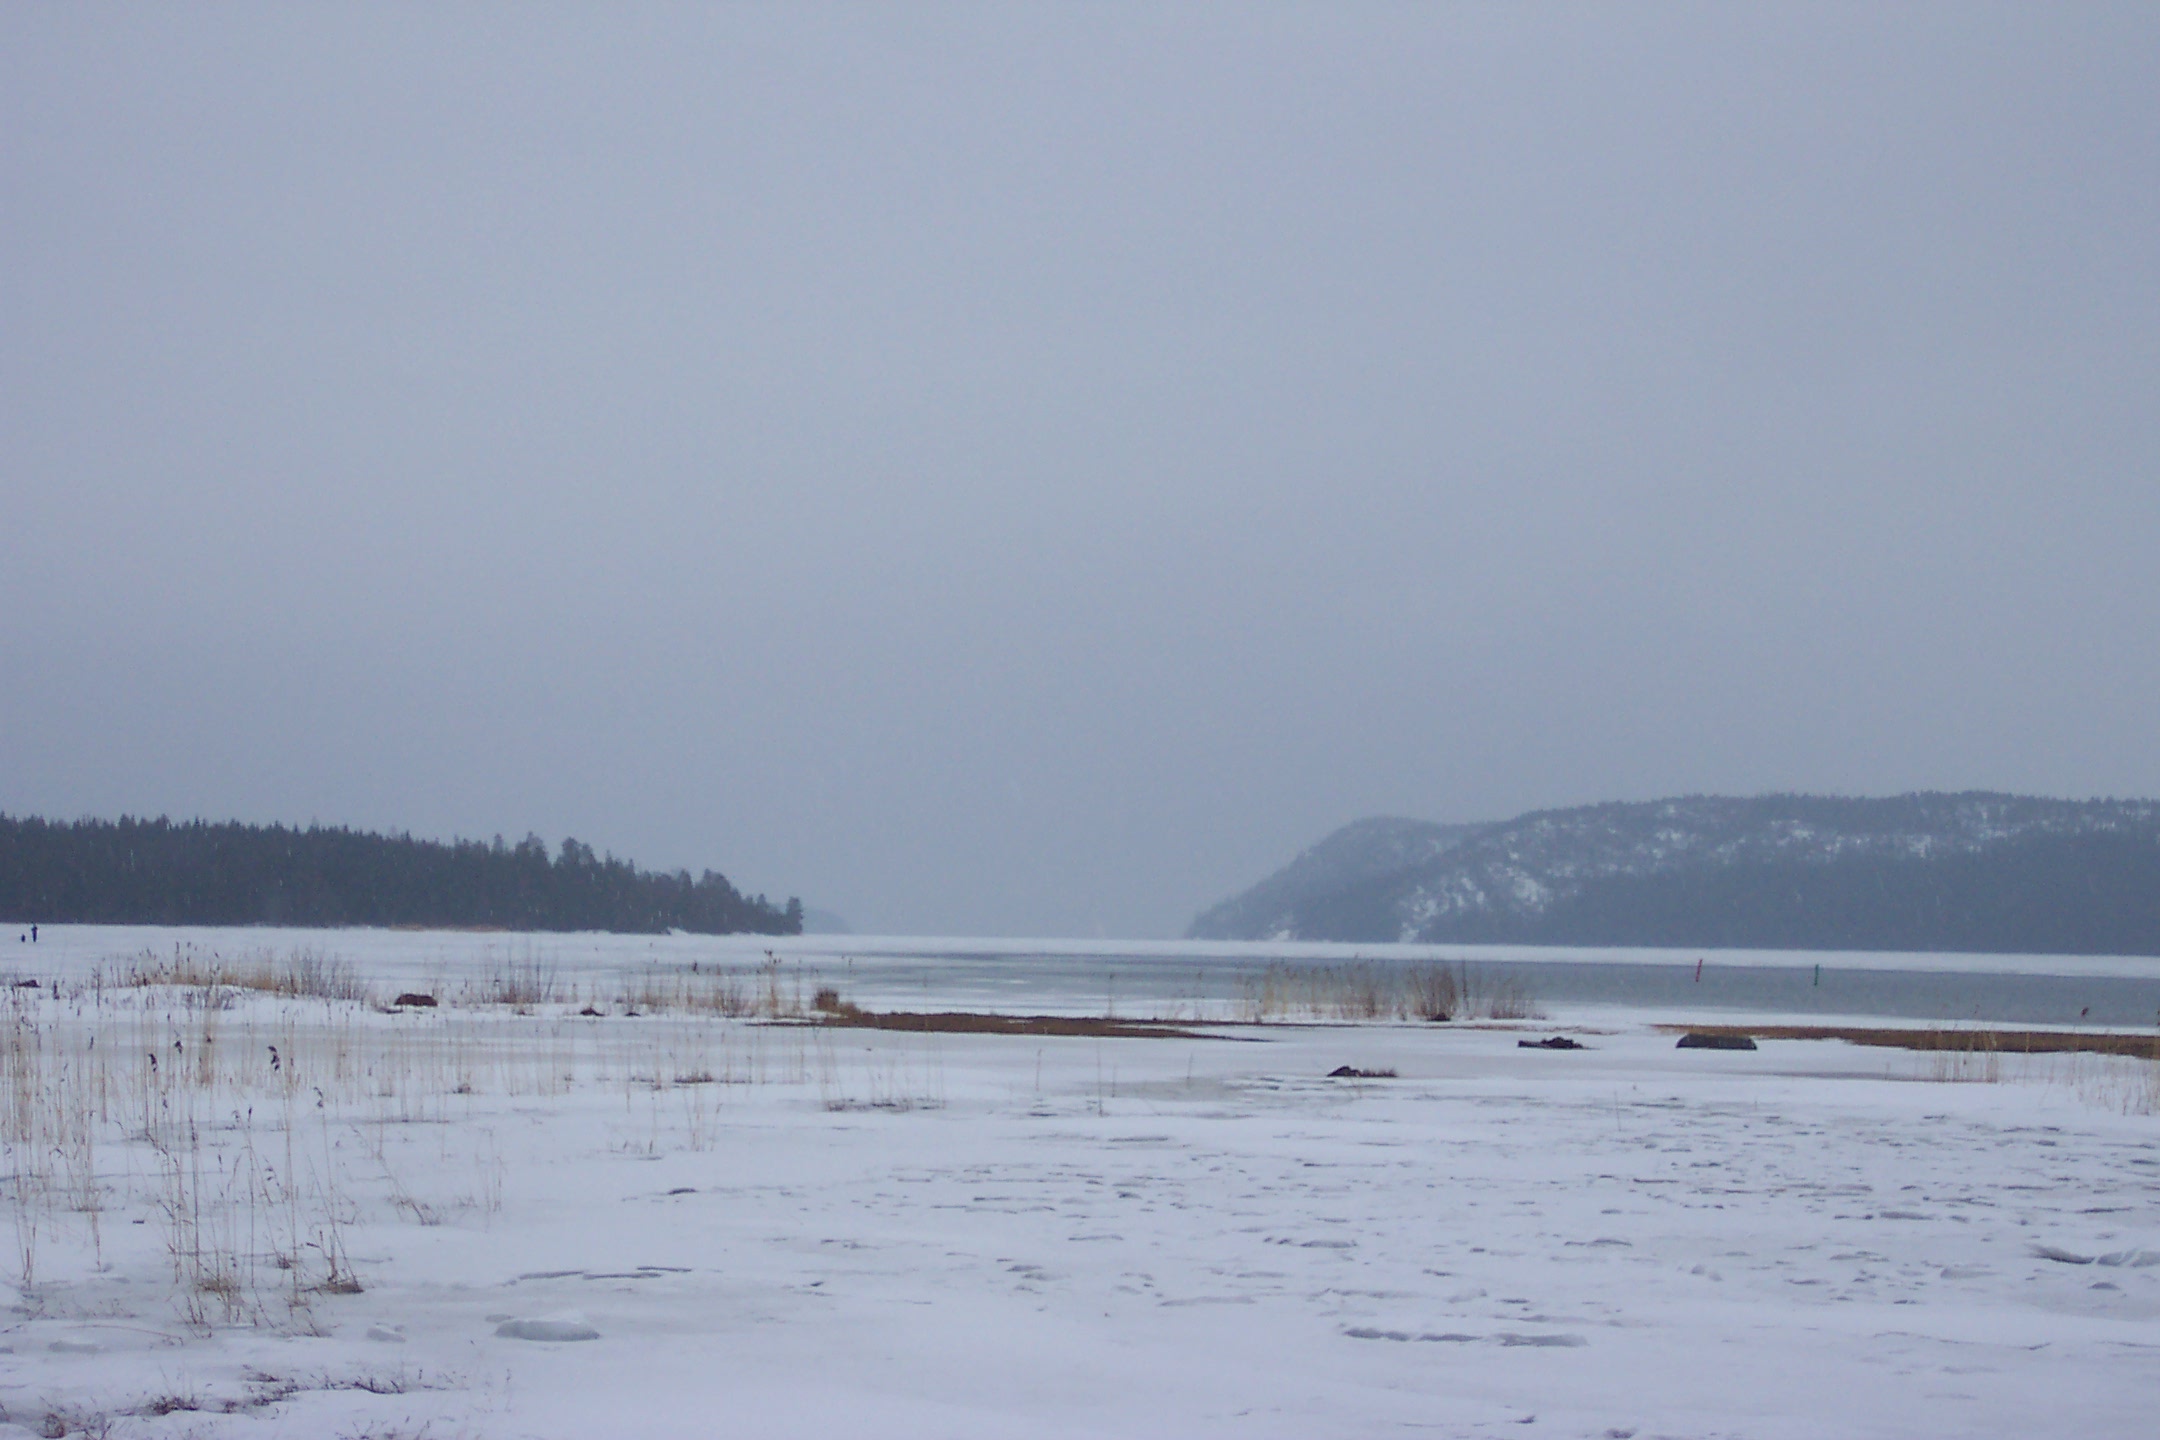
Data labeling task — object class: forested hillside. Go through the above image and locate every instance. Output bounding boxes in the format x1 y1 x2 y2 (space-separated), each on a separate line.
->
0 815 801 935
1191 793 2160 955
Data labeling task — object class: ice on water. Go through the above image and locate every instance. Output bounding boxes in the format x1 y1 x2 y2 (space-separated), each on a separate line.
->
1 926 2155 1438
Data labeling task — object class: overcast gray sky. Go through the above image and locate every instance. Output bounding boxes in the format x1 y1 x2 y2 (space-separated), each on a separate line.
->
4 4 2156 937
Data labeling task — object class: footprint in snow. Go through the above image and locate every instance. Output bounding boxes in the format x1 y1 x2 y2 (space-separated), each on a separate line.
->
1344 1327 1584 1347
496 1316 601 1342
2099 1249 2160 1267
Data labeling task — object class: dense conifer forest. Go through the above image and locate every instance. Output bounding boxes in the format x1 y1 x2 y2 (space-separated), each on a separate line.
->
1430 829 2160 954
0 815 801 935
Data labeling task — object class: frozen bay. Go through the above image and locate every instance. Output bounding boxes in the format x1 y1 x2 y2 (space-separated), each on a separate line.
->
2 927 2156 1438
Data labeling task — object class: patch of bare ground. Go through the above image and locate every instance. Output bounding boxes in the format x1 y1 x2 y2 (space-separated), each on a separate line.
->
808 1009 1220 1040
1653 1023 2160 1058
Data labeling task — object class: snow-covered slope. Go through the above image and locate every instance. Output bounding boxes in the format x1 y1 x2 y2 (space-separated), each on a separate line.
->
1187 817 1479 941
1189 793 2160 953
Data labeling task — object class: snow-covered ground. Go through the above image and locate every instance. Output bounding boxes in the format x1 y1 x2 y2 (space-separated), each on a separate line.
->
3 927 2157 1438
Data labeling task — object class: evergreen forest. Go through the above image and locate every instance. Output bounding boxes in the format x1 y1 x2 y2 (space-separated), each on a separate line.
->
0 815 802 935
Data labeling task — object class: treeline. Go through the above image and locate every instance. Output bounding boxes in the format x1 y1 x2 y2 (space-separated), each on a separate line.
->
0 815 802 935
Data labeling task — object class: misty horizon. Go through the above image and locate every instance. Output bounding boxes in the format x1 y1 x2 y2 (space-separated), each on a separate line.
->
11 782 2158 942
6 6 2156 937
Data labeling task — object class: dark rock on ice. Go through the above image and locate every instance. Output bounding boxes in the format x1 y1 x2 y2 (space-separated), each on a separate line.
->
1519 1036 1585 1050
1676 1032 1756 1050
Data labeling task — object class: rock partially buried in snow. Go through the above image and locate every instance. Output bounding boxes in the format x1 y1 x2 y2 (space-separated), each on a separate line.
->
496 1318 601 1342
365 1324 406 1342
1675 1032 1756 1051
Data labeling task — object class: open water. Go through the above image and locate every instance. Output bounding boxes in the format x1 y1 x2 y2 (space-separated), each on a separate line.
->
814 942 2160 1028
17 924 2160 1029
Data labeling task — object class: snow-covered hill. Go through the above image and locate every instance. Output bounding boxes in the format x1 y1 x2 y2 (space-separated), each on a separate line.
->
1186 816 1481 942
1189 793 2160 954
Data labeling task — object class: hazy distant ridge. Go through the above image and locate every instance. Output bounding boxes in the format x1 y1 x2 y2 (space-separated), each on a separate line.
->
1189 794 2160 955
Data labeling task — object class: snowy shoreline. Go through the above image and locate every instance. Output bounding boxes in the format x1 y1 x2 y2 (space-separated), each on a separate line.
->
1 928 2155 1438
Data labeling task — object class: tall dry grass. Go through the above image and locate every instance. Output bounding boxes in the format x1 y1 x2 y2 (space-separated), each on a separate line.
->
91 943 371 1005
1235 962 1541 1023
0 946 934 1333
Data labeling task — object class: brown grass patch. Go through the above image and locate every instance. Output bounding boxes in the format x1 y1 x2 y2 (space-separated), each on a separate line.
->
1653 1024 2160 1059
811 1010 1218 1040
